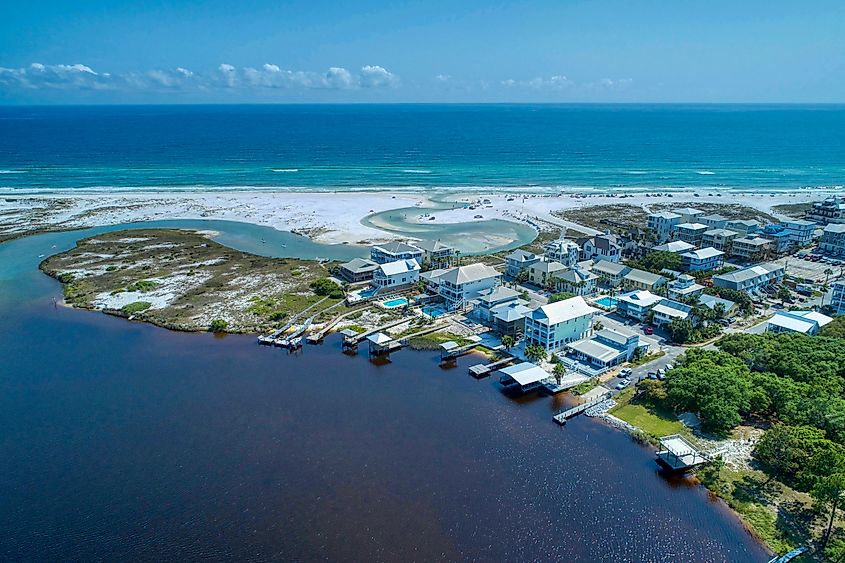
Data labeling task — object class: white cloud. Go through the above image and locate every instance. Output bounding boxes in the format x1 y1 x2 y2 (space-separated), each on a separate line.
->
434 74 451 82
359 65 398 88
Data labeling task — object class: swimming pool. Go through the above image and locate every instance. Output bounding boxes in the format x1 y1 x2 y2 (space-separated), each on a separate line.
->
422 305 447 318
594 297 618 308
382 297 409 308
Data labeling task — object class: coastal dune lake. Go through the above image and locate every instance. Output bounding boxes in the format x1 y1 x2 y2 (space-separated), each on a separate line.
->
0 226 771 561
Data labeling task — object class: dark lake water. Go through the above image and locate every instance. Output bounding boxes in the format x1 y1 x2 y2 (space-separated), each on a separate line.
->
0 226 771 562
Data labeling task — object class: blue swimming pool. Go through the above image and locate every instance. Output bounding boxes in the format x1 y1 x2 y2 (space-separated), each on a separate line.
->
594 297 618 308
383 297 409 308
422 305 447 318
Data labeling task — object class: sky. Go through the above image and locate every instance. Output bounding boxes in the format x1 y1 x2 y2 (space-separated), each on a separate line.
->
1 0 844 104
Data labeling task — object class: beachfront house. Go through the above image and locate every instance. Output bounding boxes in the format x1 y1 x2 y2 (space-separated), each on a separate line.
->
523 296 598 352
713 262 785 293
616 289 663 321
831 281 845 315
337 257 379 283
821 224 845 256
647 211 682 242
699 214 729 230
701 229 740 253
581 234 622 263
651 299 694 327
767 310 833 336
505 249 540 278
566 329 644 369
622 268 667 292
725 219 761 236
667 274 705 300
528 260 567 288
730 236 772 261
370 241 424 265
437 263 502 310
416 240 458 269
680 247 724 272
759 225 792 254
543 239 581 267
372 259 421 291
555 267 598 296
807 196 845 225
674 207 704 223
784 220 817 247
671 223 708 247
589 260 631 287
651 240 696 254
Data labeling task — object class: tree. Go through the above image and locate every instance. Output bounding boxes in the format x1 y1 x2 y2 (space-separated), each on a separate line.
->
549 291 576 303
501 335 515 350
753 424 825 485
667 317 694 343
813 473 845 552
516 270 529 283
552 363 566 384
209 319 228 333
627 250 681 274
524 344 547 363
777 285 792 304
825 268 834 287
593 320 604 331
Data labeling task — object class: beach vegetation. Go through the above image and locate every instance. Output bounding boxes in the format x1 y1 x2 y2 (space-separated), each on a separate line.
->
549 291 576 303
209 319 228 332
126 279 160 292
121 301 152 315
309 277 344 299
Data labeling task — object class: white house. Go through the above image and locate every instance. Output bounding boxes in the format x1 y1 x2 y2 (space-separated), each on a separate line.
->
505 249 541 278
372 259 421 291
680 247 725 272
555 267 598 296
821 224 845 256
370 242 424 265
581 234 622 263
668 274 705 300
672 223 709 246
415 240 458 269
616 290 663 321
647 212 682 242
523 296 599 352
651 299 694 327
437 263 502 310
543 239 581 267
767 310 833 335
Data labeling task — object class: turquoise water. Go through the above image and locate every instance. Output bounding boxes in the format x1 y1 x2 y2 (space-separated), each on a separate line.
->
594 297 618 308
382 297 409 308
2 104 844 192
422 305 447 318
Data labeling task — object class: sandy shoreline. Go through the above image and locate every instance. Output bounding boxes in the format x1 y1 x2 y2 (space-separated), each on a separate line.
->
2 187 841 245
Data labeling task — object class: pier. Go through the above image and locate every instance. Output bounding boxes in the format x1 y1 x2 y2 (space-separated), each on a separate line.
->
468 356 515 378
655 434 709 471
438 337 482 362
341 316 414 350
552 390 613 425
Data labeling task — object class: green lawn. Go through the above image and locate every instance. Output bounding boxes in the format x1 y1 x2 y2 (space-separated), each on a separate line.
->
611 402 685 437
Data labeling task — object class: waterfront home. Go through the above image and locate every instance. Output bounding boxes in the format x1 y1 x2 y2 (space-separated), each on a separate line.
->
419 268 448 291
505 249 541 278
651 240 696 254
651 299 694 327
701 229 740 253
528 260 567 288
543 238 581 267
416 240 458 269
667 274 705 300
370 241 424 265
821 224 845 256
699 294 737 316
616 289 663 321
759 225 792 254
784 220 817 247
470 286 522 324
622 268 667 292
674 207 704 223
712 262 785 292
725 219 761 236
372 259 421 291
699 213 729 230
337 257 379 283
807 196 845 225
831 281 845 315
566 329 644 369
555 267 598 296
437 263 502 310
671 223 708 246
581 233 622 263
491 302 532 338
731 236 772 261
767 310 833 335
524 296 598 352
647 211 682 242
589 260 631 287
680 247 724 272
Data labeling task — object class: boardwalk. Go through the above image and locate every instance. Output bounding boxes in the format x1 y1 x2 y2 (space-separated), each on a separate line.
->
552 390 612 425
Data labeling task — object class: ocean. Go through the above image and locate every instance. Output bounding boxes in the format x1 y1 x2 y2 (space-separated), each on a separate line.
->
1 104 844 192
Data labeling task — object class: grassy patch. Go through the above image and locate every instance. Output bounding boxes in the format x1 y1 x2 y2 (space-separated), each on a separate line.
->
627 350 666 368
571 378 600 396
407 331 472 351
121 301 152 315
126 279 160 292
612 402 686 437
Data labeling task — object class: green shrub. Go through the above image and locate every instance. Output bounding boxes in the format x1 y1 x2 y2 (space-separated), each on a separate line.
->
309 278 344 299
209 319 228 332
121 301 152 315
126 280 160 292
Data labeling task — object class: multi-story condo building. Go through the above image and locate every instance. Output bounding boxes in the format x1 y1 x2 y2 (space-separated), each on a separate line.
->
725 219 761 236
437 263 502 310
581 233 622 263
647 212 682 242
505 249 541 278
415 240 458 269
699 214 729 230
831 281 845 315
680 247 724 272
760 225 792 254
731 236 772 261
807 197 845 225
712 262 785 292
784 220 817 247
543 239 581 267
523 296 598 352
821 224 845 256
370 241 424 265
672 223 708 246
372 259 421 290
701 229 740 253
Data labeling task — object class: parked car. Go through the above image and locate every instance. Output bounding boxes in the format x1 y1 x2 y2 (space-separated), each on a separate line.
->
616 379 631 390
648 372 658 380
619 368 632 378
657 371 666 381
643 326 654 335
664 364 673 371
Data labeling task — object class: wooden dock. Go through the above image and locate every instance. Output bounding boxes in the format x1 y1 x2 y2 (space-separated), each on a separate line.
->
552 391 612 425
439 339 482 362
468 356 515 378
342 316 413 350
655 434 710 471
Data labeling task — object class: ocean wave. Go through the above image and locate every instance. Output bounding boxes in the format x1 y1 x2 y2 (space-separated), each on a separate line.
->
402 169 432 174
271 168 299 173
0 170 26 174
695 170 715 175
624 171 649 175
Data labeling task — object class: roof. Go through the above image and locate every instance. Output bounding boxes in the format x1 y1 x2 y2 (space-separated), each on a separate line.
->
340 257 378 273
373 241 422 254
567 339 622 363
415 239 455 252
714 262 784 284
531 260 567 274
768 313 818 334
727 219 761 228
499 362 550 386
652 240 696 253
652 303 690 320
590 260 630 276
624 268 666 287
699 294 736 311
824 224 845 233
419 268 449 283
787 219 816 227
530 296 598 325
675 222 708 231
617 289 663 308
557 267 597 284
367 332 392 345
682 247 725 260
475 286 520 305
673 207 704 216
378 259 420 276
595 328 633 346
734 236 771 247
650 211 682 220
439 263 501 285
492 302 532 322
703 228 739 237
506 249 537 262
700 213 728 222
794 310 833 327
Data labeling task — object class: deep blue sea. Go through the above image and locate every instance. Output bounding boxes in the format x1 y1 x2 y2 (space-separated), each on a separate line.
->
1 104 844 192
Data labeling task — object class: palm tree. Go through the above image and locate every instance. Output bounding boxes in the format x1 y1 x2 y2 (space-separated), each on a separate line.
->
501 334 515 351
552 363 566 385
524 344 547 363
825 268 834 287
